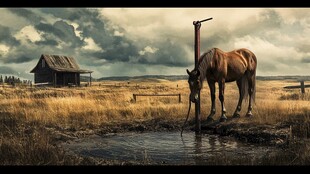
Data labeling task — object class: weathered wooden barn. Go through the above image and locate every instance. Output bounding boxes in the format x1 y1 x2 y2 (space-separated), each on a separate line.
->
30 54 93 87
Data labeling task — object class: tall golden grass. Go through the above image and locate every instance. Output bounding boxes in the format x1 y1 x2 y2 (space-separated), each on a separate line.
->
2 80 309 125
0 79 309 164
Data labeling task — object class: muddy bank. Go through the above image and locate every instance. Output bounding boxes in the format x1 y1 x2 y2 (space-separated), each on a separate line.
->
46 119 183 145
47 118 292 148
200 119 291 147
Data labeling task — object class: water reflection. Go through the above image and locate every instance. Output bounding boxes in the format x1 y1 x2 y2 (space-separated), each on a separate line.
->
208 135 217 152
193 134 203 164
62 131 275 165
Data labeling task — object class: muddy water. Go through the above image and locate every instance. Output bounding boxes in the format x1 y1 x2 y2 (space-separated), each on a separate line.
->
62 131 279 165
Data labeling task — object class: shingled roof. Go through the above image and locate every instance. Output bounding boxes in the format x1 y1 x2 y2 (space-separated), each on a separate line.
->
30 54 92 73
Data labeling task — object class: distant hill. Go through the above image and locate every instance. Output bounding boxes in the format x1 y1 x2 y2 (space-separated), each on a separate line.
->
98 75 188 81
256 76 310 81
80 76 97 82
97 75 310 82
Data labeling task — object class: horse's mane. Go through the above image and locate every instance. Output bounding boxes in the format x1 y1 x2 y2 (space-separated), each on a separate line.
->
197 48 215 81
198 48 215 65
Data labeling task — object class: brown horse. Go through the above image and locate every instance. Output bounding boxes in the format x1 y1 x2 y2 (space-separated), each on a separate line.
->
187 47 257 122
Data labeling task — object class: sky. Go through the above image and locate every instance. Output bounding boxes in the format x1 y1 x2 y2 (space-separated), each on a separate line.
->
0 8 309 80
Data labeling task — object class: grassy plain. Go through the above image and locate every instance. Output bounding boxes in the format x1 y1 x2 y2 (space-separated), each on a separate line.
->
0 79 309 165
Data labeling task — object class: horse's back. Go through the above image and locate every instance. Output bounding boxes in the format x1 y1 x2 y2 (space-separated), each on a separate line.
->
235 48 256 59
211 47 257 79
224 48 257 72
235 48 257 71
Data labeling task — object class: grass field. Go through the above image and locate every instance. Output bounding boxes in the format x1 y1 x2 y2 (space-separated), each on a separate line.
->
0 79 310 165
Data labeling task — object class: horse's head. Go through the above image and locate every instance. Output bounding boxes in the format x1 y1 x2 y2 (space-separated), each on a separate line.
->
187 69 202 102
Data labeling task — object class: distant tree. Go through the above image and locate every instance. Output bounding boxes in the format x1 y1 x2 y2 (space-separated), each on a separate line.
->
8 76 11 83
4 76 7 83
0 75 2 83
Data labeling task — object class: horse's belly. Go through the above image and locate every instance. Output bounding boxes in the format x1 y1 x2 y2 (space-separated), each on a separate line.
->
225 69 246 82
225 78 237 83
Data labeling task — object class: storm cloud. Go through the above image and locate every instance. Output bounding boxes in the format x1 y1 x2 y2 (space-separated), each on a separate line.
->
0 8 310 79
0 66 18 74
301 57 310 63
8 8 42 24
3 55 33 64
0 25 20 46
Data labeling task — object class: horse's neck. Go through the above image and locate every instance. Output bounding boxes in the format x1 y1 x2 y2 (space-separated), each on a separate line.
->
198 51 212 82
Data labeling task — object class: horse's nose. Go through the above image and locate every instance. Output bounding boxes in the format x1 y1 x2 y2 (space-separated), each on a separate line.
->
194 94 199 100
190 94 197 103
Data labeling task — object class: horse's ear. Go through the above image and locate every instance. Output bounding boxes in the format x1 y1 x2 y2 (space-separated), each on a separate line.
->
186 69 190 75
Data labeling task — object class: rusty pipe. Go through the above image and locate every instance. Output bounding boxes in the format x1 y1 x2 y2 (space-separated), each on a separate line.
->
193 17 213 25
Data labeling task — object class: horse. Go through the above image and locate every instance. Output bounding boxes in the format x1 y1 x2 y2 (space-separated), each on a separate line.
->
186 47 257 122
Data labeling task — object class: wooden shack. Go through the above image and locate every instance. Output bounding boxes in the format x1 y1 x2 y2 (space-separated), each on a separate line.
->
30 54 93 87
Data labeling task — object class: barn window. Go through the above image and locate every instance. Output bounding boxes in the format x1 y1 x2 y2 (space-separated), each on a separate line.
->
42 59 45 68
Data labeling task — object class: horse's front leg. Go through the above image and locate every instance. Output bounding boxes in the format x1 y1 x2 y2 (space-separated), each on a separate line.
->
219 80 227 122
206 80 216 122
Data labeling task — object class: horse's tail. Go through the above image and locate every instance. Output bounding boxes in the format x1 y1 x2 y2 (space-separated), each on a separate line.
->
241 74 249 102
241 54 257 103
251 53 257 103
252 69 256 103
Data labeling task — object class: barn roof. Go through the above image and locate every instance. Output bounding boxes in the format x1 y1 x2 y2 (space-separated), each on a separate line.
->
30 54 93 73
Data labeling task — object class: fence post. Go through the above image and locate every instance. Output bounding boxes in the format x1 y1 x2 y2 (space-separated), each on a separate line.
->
179 94 181 103
301 81 305 94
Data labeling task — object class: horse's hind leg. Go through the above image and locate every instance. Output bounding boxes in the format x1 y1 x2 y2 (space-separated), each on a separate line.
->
246 74 254 117
233 79 243 118
219 79 227 122
206 80 216 122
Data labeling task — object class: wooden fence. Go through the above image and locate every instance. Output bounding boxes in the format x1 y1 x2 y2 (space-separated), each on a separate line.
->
284 81 310 94
133 93 181 103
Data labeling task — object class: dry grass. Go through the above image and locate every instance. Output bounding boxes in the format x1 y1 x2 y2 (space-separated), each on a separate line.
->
0 79 310 165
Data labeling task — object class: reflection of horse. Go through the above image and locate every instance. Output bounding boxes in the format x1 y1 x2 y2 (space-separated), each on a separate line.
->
187 48 257 122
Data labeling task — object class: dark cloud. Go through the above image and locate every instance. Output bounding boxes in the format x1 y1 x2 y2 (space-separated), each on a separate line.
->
53 20 83 47
36 9 141 65
138 39 191 67
35 39 58 46
40 8 95 21
301 57 310 63
3 55 33 64
257 60 278 72
35 21 83 48
0 25 20 46
8 8 42 23
229 9 284 42
41 9 143 66
0 66 18 74
91 39 139 62
38 8 191 68
40 9 105 37
35 22 55 33
201 30 233 51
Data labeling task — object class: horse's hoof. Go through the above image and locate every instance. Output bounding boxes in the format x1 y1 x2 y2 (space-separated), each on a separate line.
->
245 113 253 118
206 117 214 123
232 113 240 118
219 117 227 122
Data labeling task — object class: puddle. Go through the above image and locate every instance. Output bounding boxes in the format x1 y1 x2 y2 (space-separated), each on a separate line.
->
62 131 279 165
